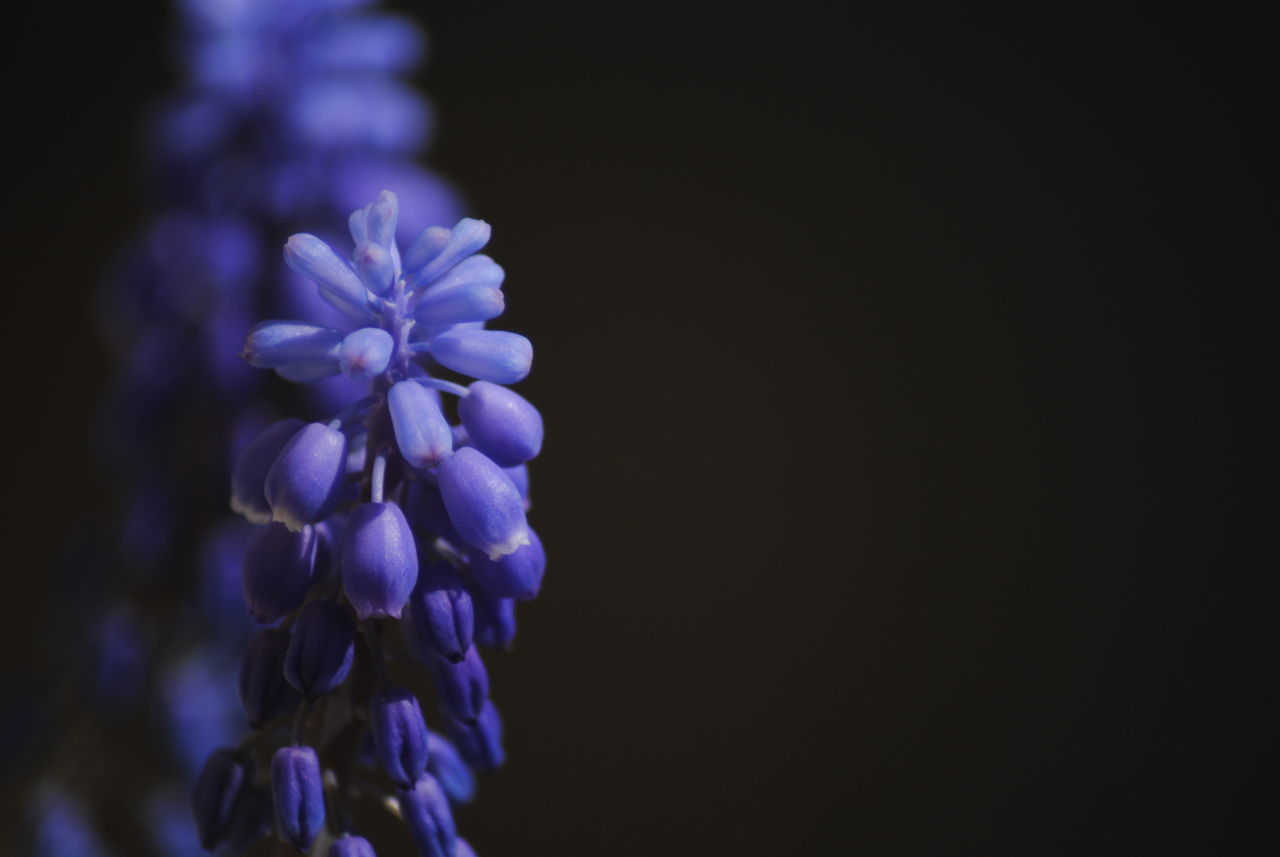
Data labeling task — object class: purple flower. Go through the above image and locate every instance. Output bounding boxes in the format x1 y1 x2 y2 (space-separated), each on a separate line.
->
370 687 430 788
271 745 325 851
284 599 356 698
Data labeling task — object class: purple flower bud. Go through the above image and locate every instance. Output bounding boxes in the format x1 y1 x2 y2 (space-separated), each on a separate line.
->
457 382 543 467
405 217 490 287
367 189 400 248
331 834 378 857
241 320 342 381
370 687 429 788
457 839 478 857
284 233 376 323
230 418 305 524
403 225 450 276
426 731 476 804
398 774 457 857
437 447 530 560
238 629 299 728
403 561 473 663
284 600 356 699
242 523 319 623
404 479 462 544
503 463 531 509
339 327 394 378
468 527 545 601
412 255 506 326
191 749 250 850
265 422 348 531
447 700 506 773
470 587 517 650
341 502 418 619
426 330 532 384
271 745 325 852
388 380 452 469
413 281 506 326
354 240 395 294
428 646 489 724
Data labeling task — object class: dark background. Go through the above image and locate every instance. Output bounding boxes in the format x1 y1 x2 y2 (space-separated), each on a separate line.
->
4 2 1270 855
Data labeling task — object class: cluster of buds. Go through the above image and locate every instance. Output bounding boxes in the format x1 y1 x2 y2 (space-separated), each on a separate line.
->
193 190 544 855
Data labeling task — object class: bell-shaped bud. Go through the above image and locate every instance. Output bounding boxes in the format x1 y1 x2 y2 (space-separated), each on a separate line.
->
447 700 505 773
470 586 517 650
332 834 378 857
341 502 418 619
271 746 325 851
468 527 545 601
284 600 356 698
191 748 251 850
426 330 532 384
457 382 543 467
284 233 376 323
241 320 342 381
404 480 462 544
405 217 490 288
242 523 318 623
388 380 452 469
230 419 305 523
426 731 476 804
265 422 349 531
238 629 299 728
398 774 457 857
403 561 473 663
339 327 394 378
428 646 489 724
437 447 530 560
370 687 430 788
457 840 478 857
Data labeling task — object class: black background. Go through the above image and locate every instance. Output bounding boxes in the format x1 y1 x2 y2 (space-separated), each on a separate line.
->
3 2 1271 855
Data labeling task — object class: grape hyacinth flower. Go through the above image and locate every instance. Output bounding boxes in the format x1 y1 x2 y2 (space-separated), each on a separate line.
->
196 191 546 853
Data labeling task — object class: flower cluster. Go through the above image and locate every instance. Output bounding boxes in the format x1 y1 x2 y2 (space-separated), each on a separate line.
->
193 190 543 855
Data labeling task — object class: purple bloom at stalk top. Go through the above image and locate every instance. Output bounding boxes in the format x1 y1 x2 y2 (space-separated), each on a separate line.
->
213 190 543 855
